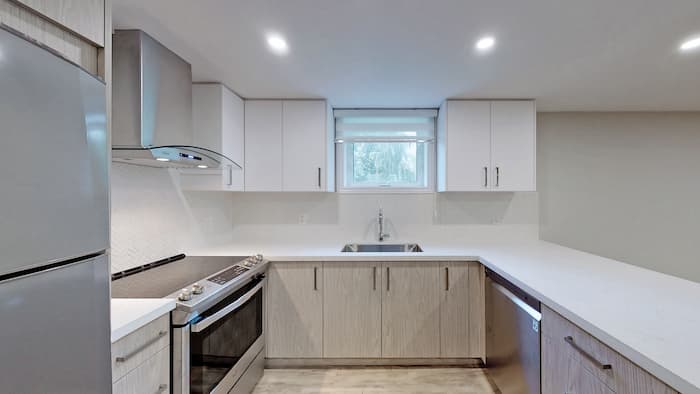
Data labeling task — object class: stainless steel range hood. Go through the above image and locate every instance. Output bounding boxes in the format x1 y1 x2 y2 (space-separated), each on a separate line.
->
112 30 241 169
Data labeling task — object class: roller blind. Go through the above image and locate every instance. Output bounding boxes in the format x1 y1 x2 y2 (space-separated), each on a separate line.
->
334 109 437 143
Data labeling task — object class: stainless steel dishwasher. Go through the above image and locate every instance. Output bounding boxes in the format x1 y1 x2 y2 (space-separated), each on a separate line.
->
486 269 542 394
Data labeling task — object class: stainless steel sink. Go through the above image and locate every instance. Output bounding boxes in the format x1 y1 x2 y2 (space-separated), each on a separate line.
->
340 243 423 253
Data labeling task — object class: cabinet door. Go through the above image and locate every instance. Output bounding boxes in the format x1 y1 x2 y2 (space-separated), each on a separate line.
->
266 262 323 358
112 347 170 394
491 101 536 191
443 101 491 191
323 262 382 358
440 262 470 357
221 87 245 190
567 357 616 394
15 0 105 46
282 100 327 191
542 334 569 394
382 262 441 358
244 100 282 191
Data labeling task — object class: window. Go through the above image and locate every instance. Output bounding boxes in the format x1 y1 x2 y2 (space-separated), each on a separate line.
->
335 109 436 192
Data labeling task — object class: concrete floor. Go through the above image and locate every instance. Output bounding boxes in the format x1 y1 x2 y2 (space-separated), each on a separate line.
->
251 367 497 393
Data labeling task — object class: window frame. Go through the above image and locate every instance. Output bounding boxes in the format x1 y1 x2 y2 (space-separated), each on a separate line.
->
336 139 436 194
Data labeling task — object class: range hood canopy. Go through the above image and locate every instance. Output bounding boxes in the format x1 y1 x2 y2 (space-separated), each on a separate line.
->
111 30 240 169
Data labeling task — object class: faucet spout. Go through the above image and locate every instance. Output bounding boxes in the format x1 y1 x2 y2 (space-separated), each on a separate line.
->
378 208 390 242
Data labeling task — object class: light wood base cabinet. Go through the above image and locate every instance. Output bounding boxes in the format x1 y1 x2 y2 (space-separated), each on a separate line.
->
323 262 382 358
266 262 323 358
382 262 442 358
542 305 677 394
267 261 485 361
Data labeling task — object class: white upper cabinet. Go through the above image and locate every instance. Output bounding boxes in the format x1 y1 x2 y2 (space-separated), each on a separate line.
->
437 100 535 192
282 101 328 191
244 99 331 192
244 100 284 191
491 101 536 191
182 83 244 191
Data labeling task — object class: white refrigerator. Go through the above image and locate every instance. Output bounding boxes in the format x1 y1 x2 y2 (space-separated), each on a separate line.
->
0 25 111 393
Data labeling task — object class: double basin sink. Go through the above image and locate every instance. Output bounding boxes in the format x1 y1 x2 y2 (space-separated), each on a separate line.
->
340 243 423 253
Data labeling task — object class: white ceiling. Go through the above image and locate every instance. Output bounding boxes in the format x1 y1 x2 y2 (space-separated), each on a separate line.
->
113 0 700 111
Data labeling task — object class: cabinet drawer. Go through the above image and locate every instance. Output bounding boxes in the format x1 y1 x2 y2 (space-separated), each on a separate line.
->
112 314 170 382
113 346 170 394
542 306 677 394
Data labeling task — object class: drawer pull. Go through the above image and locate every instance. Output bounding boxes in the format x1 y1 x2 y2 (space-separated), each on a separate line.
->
115 330 168 363
564 336 612 370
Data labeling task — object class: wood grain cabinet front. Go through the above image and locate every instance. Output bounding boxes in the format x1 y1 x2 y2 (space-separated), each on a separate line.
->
541 305 678 394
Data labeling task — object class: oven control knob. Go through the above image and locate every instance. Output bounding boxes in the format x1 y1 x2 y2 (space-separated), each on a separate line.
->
178 288 192 301
255 254 263 263
191 283 204 294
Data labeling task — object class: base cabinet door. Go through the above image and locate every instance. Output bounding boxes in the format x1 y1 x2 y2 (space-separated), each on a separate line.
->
381 262 441 358
266 262 323 358
112 347 169 394
440 261 470 357
323 262 382 358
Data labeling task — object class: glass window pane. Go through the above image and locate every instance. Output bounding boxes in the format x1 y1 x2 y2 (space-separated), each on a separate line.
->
349 142 419 186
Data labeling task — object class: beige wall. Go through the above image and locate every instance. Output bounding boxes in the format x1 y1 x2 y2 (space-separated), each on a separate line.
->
538 112 700 283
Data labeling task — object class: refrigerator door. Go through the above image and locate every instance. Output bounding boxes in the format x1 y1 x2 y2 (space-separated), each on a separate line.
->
0 27 109 277
0 254 111 393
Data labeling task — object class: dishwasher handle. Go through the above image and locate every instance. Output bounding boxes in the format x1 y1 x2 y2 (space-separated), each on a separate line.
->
492 282 542 321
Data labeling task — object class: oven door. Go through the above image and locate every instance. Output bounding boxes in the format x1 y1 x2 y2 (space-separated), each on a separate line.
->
188 276 265 394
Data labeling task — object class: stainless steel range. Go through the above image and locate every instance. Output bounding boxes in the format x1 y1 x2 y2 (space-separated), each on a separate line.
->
112 254 268 394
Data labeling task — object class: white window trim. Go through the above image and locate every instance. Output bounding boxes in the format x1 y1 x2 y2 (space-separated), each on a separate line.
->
335 141 436 194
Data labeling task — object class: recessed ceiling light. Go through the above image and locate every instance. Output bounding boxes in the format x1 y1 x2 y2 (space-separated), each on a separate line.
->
266 33 289 55
197 165 208 169
475 36 496 52
156 157 170 162
680 36 700 52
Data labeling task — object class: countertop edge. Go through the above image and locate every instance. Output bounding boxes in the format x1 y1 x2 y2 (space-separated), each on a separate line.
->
110 299 175 343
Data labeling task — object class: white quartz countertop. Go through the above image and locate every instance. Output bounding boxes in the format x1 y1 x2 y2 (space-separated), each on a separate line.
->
110 298 175 343
192 240 700 393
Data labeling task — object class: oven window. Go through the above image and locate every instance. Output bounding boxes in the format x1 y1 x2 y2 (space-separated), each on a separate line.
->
190 280 263 394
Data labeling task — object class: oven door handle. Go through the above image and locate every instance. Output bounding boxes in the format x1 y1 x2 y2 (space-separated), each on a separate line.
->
190 280 264 333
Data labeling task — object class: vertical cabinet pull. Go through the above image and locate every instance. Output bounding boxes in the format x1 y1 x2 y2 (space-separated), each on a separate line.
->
386 267 390 291
483 167 488 187
317 167 322 188
313 267 318 291
227 165 233 186
373 266 377 290
495 167 500 187
445 267 449 291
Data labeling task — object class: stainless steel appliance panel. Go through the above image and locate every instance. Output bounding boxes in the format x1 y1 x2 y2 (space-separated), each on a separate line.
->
487 275 542 394
0 27 108 276
0 254 112 393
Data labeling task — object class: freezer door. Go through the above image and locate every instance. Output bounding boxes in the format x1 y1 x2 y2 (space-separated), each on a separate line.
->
0 254 111 393
0 27 109 276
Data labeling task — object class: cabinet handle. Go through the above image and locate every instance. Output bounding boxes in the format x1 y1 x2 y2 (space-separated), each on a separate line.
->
483 167 488 187
495 167 500 187
373 266 377 290
313 267 318 291
317 167 322 188
227 165 233 186
564 336 612 370
445 267 449 291
386 267 390 291
157 384 168 393
115 331 167 362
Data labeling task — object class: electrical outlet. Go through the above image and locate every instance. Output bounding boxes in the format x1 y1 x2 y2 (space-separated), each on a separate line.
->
298 214 308 224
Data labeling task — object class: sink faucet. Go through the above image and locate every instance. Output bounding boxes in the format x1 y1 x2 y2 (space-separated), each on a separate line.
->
378 208 390 242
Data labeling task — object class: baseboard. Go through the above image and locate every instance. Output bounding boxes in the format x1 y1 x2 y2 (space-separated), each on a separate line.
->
265 358 484 368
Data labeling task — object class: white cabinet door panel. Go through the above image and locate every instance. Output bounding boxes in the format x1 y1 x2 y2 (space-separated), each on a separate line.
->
282 100 327 191
444 101 491 191
491 101 536 191
245 100 283 191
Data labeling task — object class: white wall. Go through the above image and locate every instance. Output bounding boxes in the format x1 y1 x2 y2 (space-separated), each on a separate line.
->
222 192 539 248
538 112 700 283
110 163 235 272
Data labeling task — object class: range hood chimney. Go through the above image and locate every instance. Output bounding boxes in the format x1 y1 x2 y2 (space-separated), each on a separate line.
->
111 30 240 169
